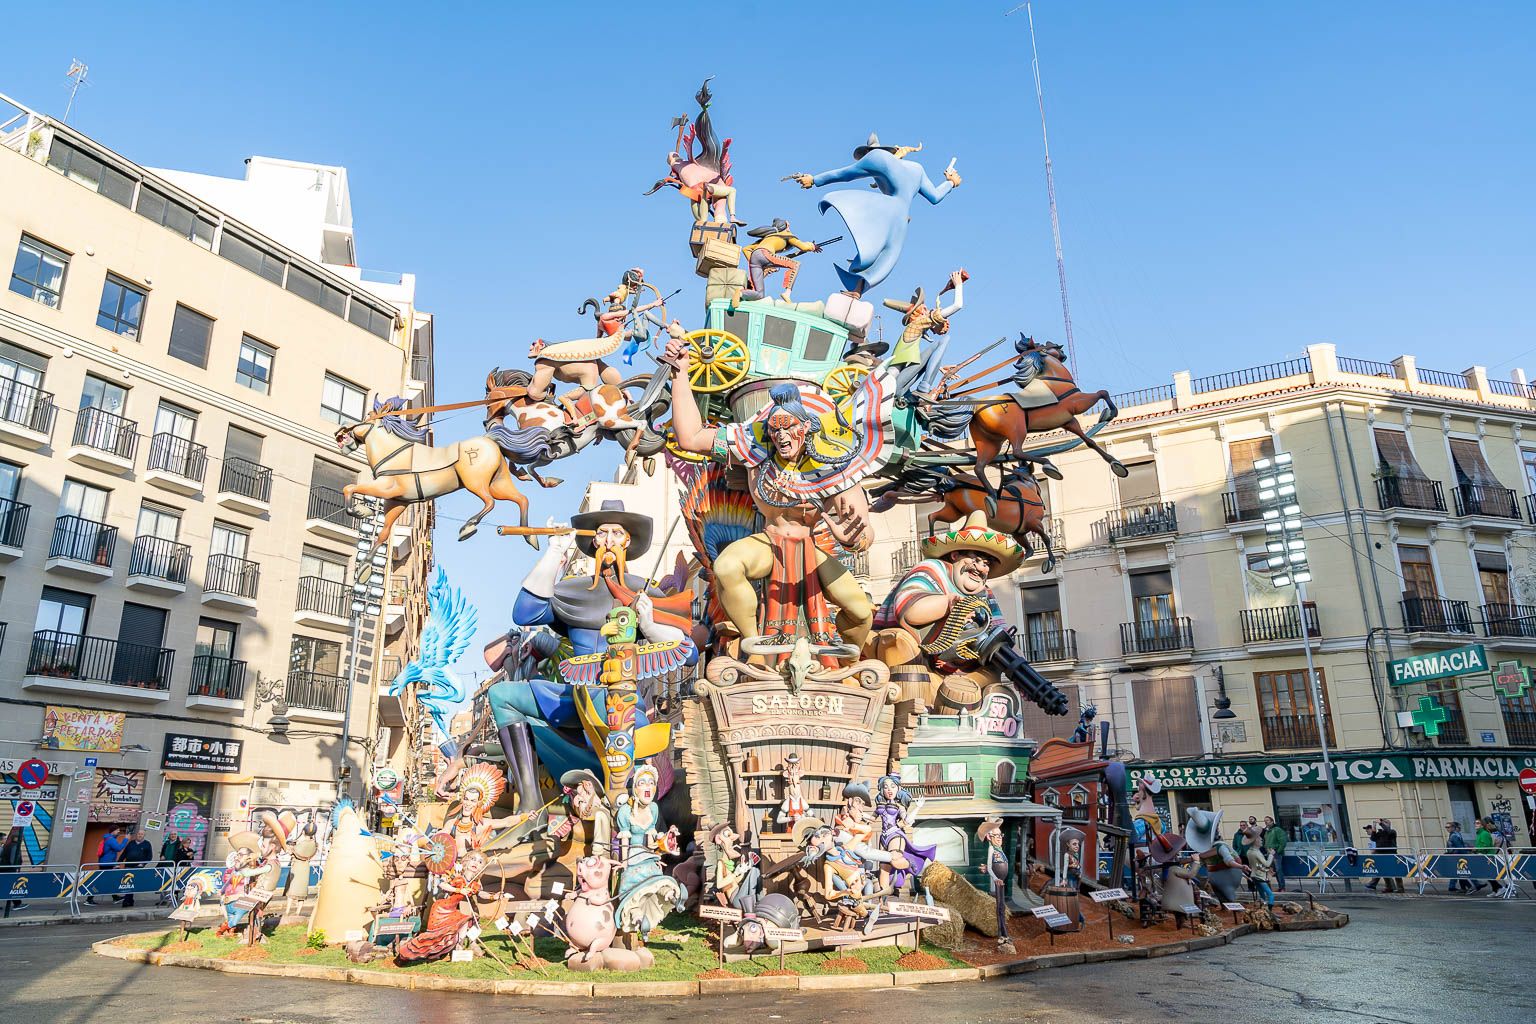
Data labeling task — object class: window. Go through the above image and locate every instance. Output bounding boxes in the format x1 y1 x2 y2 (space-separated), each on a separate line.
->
96 275 146 338
1132 676 1203 759
167 305 214 368
210 521 250 560
1019 583 1063 657
36 586 92 636
80 375 128 415
761 316 796 350
320 374 366 424
10 235 69 308
235 336 275 394
1448 439 1499 488
290 635 343 676
1426 679 1468 743
1373 428 1426 478
1477 550 1511 607
218 230 286 284
136 502 181 541
311 458 354 495
135 186 215 249
1118 459 1161 506
803 328 834 362
195 619 237 660
284 266 347 315
1228 436 1276 515
0 459 20 503
1255 668 1333 749
46 139 135 207
1131 568 1176 625
348 299 395 340
0 342 47 429
301 548 348 584
154 401 197 441
225 424 264 463
1398 545 1438 600
1521 449 1536 498
60 478 109 522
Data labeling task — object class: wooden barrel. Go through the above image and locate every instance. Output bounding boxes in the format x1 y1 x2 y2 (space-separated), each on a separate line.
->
934 672 983 712
890 663 936 706
1042 883 1083 932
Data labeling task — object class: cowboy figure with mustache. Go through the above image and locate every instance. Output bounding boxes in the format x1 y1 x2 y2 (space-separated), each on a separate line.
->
871 510 1023 712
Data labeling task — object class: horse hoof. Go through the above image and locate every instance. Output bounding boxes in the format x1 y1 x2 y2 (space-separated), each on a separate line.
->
541 478 563 489
1044 559 1057 573
459 523 478 541
1044 464 1064 481
1111 460 1129 478
356 565 373 585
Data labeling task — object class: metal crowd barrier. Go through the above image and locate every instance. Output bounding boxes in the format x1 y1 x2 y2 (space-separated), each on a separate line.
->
0 860 324 919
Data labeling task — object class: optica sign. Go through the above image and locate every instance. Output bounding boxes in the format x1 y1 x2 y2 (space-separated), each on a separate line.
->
1387 644 1488 686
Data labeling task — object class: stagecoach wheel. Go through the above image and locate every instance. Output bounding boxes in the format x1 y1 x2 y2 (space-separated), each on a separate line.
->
684 328 749 394
821 364 870 405
659 422 709 464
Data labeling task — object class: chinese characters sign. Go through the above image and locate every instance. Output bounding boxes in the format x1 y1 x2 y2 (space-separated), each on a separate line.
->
42 705 125 752
161 733 244 773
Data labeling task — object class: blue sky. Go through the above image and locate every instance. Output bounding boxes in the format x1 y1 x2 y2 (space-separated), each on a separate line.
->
8 2 1535 676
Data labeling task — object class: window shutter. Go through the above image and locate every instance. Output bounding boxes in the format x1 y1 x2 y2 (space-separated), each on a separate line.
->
1118 460 1161 504
168 306 212 368
1373 429 1425 478
1448 439 1500 487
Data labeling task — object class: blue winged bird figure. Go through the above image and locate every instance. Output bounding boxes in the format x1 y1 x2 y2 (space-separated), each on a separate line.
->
389 566 479 756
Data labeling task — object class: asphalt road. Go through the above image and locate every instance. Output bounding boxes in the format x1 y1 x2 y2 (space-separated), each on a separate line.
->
5 895 1529 1024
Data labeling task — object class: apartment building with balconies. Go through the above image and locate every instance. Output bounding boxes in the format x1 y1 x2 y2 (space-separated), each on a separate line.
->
0 92 433 863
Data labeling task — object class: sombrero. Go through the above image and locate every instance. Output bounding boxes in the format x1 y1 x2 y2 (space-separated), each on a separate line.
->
570 499 653 559
921 511 1024 577
1184 807 1223 854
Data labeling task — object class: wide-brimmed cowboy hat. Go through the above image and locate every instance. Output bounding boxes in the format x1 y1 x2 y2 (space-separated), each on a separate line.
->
560 768 605 794
570 499 653 558
921 510 1024 578
747 218 790 239
976 817 1003 842
791 817 830 848
853 132 901 159
1147 831 1187 865
1184 807 1223 854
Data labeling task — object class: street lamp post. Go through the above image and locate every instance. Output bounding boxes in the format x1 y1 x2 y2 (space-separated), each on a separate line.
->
1256 452 1348 845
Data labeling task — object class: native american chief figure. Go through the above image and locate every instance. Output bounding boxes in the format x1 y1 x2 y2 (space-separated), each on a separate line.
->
664 334 892 649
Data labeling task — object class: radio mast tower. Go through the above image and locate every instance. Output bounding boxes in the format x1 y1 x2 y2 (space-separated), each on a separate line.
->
63 61 89 123
1009 3 1077 374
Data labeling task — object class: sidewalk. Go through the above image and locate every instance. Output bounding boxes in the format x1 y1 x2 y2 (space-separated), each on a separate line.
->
0 903 190 929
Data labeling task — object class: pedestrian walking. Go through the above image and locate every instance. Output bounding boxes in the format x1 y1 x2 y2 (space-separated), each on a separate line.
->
85 827 129 906
1362 822 1380 892
119 829 154 908
1484 818 1516 898
1 827 27 915
156 831 182 906
1263 816 1289 891
1445 822 1480 893
1374 819 1404 893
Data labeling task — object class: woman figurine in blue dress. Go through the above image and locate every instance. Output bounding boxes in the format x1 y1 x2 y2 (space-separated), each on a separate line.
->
873 773 939 894
789 134 962 296
613 764 685 939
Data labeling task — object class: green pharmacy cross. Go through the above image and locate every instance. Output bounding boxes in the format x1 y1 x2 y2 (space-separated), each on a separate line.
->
1492 660 1531 699
1410 696 1451 737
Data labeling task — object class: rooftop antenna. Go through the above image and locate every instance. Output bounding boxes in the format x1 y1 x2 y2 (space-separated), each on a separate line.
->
1006 3 1077 375
63 60 89 123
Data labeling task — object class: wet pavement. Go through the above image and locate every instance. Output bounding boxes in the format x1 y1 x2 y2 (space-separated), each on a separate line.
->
5 894 1529 1023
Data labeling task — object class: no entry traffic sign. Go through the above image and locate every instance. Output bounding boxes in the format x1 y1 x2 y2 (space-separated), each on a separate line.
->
16 758 48 789
1519 768 1536 796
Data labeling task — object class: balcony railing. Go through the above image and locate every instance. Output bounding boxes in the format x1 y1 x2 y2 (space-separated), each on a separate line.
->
1482 603 1536 639
189 654 247 701
905 779 975 799
218 456 273 503
0 496 29 547
1416 367 1472 390
128 535 190 584
285 670 348 713
1260 714 1334 750
1452 483 1519 520
1240 603 1321 644
1401 597 1475 634
1104 501 1178 542
72 406 139 460
1120 617 1195 655
307 485 356 528
205 553 260 599
296 575 350 619
837 549 869 576
380 656 402 682
1025 627 1078 663
27 630 173 690
0 378 57 434
991 780 1032 799
1190 356 1310 394
1109 384 1174 409
147 432 208 482
1504 709 1536 746
1376 476 1446 513
1526 494 1536 525
49 514 116 566
892 539 922 574
1338 356 1397 378
1222 489 1265 524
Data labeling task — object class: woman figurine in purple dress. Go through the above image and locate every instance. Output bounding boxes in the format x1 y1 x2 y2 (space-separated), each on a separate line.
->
873 774 939 894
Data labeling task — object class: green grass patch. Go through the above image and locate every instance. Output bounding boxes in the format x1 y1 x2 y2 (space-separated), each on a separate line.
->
125 914 964 983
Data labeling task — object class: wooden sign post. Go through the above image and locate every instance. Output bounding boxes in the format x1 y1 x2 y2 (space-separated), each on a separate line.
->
699 904 742 966
1221 901 1246 926
762 924 805 971
1179 904 1201 932
1089 887 1128 941
887 900 951 952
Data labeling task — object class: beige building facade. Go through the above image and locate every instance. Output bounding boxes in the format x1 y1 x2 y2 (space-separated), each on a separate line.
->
0 93 432 865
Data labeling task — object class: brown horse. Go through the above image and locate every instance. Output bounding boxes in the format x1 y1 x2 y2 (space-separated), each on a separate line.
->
928 465 1058 572
968 339 1126 508
335 405 535 581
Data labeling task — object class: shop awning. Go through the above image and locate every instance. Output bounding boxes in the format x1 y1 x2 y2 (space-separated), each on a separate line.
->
922 798 1060 819
161 771 253 784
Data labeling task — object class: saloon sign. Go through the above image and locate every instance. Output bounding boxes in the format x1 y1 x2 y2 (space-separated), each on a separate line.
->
1132 750 1536 789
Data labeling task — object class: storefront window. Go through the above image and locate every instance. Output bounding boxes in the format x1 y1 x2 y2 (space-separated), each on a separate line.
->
1272 787 1348 844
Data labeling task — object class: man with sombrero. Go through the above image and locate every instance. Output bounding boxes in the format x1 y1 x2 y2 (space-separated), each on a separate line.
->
872 510 1021 711
740 217 823 302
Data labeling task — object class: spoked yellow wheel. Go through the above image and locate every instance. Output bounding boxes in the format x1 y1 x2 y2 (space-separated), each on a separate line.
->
821 364 870 405
686 328 750 394
657 419 710 464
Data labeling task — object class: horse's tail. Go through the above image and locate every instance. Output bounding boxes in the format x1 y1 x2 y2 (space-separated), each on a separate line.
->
487 422 553 465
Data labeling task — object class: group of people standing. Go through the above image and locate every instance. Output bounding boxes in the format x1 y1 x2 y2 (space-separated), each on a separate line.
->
1443 818 1514 896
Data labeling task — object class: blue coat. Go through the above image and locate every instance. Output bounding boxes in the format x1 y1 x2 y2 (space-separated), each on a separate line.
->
811 151 955 294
